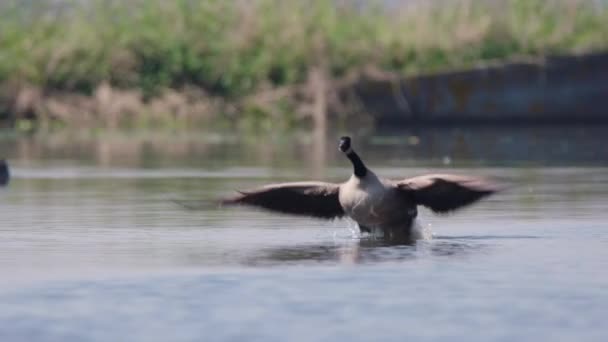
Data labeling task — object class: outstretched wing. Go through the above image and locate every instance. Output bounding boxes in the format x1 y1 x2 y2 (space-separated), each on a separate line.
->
394 174 500 213
221 181 344 219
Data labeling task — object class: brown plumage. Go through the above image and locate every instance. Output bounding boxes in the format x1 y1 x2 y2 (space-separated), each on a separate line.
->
222 182 343 219
394 174 496 214
221 137 500 241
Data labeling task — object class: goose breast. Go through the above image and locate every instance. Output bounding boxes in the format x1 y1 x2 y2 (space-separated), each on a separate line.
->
339 176 415 227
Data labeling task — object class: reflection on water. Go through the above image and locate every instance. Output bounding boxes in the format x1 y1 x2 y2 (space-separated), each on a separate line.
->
250 235 543 266
436 235 542 240
249 239 483 266
1 124 607 171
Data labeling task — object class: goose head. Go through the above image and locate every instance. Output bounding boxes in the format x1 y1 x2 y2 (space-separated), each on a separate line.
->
339 136 367 178
339 136 352 153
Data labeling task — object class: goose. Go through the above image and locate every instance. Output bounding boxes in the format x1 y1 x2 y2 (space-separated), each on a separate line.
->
221 136 500 242
0 160 8 187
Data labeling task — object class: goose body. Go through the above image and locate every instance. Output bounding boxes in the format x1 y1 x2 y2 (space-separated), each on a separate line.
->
0 160 8 187
222 137 500 242
339 172 414 229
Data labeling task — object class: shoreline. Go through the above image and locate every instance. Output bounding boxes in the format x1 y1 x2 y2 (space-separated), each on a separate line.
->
2 51 607 130
1 0 607 130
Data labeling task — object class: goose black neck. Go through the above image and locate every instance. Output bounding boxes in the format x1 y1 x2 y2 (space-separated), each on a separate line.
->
346 151 367 178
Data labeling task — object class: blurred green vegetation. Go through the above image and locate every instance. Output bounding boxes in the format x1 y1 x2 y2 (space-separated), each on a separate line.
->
0 0 607 129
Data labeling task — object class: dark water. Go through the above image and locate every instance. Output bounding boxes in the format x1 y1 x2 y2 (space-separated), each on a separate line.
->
0 127 607 341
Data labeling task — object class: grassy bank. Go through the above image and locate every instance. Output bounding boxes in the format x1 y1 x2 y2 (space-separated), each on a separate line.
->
1 0 607 130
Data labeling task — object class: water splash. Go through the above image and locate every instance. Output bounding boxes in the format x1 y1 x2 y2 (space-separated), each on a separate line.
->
337 218 435 242
345 219 362 239
324 219 360 242
411 219 434 241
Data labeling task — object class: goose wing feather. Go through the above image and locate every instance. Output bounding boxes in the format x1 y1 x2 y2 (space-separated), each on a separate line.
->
394 174 500 213
221 181 344 219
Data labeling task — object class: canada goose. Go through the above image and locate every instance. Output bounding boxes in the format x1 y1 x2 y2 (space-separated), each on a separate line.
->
0 160 8 187
222 136 500 242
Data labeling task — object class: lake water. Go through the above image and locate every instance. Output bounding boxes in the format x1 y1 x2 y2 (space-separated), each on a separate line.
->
1 127 607 341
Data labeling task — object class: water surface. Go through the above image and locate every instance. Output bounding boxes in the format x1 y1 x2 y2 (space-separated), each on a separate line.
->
0 128 607 341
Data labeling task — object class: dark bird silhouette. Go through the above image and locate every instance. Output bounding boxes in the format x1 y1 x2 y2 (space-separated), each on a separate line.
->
0 160 9 187
222 137 500 242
